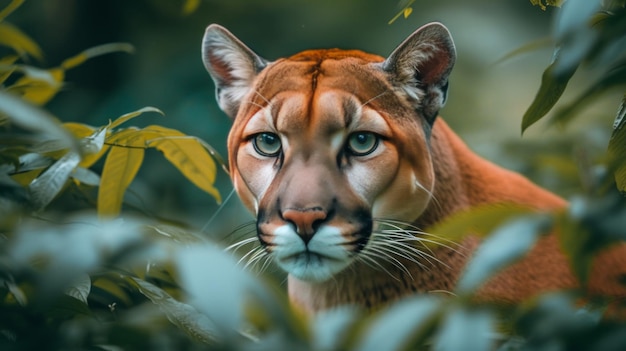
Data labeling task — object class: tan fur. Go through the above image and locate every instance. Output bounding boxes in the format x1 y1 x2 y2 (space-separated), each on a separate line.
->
202 23 626 315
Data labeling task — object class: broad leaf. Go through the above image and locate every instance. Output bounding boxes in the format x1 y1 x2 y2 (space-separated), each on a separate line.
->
434 306 495 351
130 277 219 344
28 151 81 210
98 145 144 217
456 215 550 295
0 91 80 153
71 166 100 186
143 125 221 203
353 296 442 351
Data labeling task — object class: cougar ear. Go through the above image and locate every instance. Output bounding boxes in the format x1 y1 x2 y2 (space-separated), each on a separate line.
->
202 24 269 118
382 22 456 125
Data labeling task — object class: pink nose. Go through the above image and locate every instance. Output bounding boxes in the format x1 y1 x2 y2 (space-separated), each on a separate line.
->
282 208 327 242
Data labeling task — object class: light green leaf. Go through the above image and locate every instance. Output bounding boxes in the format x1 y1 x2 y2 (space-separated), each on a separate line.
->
434 306 495 351
108 106 164 130
28 151 81 210
98 146 144 217
353 296 441 351
456 216 550 295
0 91 80 153
71 166 100 186
0 22 43 60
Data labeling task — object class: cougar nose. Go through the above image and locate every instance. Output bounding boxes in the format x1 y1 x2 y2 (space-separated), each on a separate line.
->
282 208 327 243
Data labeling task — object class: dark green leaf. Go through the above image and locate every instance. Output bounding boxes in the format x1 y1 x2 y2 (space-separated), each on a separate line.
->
608 96 626 193
521 59 576 133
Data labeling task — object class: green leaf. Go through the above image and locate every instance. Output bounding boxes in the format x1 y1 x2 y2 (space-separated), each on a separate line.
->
456 215 550 295
311 307 361 351
493 37 553 65
353 296 441 351
434 306 495 351
521 59 576 133
28 151 81 210
108 106 164 130
98 145 144 217
609 96 626 192
65 274 91 305
426 203 536 247
71 166 100 186
129 277 219 344
0 22 43 60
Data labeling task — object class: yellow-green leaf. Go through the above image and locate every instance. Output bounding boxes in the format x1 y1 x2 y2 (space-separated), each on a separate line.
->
10 67 64 105
182 0 200 15
61 42 134 70
0 22 43 60
403 7 413 18
143 125 221 203
98 145 144 217
108 106 164 130
0 0 25 22
0 54 19 84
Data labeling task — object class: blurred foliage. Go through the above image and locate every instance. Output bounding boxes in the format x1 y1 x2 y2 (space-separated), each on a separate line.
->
0 0 625 350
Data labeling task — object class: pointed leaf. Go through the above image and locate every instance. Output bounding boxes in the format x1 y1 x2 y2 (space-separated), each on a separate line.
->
108 106 164 130
456 216 550 295
64 122 111 168
28 151 81 210
98 145 144 217
143 125 221 202
0 22 43 60
521 59 576 133
61 42 134 70
12 67 64 105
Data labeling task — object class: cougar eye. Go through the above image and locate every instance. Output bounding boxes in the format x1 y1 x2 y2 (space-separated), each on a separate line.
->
252 132 282 157
347 132 379 156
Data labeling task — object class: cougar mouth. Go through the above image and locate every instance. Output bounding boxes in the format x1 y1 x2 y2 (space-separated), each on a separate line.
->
260 222 372 282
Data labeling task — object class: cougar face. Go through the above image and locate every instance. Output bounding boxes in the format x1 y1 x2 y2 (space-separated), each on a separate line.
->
203 24 455 282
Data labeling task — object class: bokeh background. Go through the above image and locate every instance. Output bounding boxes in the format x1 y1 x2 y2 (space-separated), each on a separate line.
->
7 0 621 238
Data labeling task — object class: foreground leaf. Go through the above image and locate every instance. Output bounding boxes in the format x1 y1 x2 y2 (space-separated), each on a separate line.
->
28 151 81 210
130 277 219 344
456 215 550 295
0 22 43 60
98 146 144 217
434 306 495 351
0 91 80 153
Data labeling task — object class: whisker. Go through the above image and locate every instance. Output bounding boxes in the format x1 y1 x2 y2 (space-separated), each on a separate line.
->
225 236 259 253
360 90 389 108
363 243 414 279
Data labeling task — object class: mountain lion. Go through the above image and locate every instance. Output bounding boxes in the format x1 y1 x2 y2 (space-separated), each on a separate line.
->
201 22 626 314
